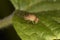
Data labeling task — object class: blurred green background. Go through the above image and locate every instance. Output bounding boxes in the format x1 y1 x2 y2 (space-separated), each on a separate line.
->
0 0 14 19
0 0 21 40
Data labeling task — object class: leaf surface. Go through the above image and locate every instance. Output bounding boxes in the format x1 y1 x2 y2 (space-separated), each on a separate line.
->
12 10 60 40
11 0 60 12
10 0 60 40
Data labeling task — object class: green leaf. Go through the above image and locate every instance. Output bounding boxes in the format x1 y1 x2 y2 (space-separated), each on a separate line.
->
10 0 60 12
12 10 60 40
10 0 60 40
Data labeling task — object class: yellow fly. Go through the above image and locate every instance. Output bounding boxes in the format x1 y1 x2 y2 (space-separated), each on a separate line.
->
24 14 39 24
